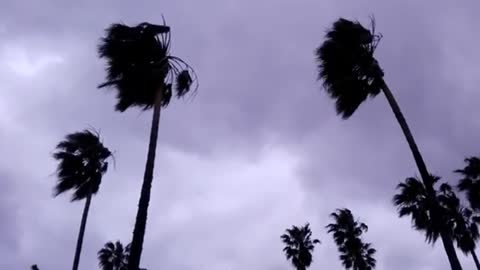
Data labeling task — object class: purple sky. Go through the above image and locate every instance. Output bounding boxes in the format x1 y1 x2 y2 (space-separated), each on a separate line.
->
1 0 480 269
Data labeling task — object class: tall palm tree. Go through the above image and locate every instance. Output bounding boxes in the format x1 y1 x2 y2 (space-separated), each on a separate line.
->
455 157 480 210
438 184 480 270
98 20 198 270
53 129 112 270
98 241 130 270
315 17 462 270
281 223 320 270
327 209 376 270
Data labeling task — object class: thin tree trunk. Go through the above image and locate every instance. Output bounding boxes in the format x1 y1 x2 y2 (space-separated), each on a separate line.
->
471 249 480 270
128 90 163 270
72 193 92 270
381 80 462 270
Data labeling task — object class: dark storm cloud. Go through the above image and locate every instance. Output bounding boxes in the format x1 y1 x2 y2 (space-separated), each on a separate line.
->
1 0 480 270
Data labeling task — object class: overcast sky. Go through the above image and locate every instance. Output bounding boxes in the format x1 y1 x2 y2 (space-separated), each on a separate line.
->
1 0 480 269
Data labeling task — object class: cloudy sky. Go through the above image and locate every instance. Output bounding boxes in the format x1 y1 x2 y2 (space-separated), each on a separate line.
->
1 0 480 269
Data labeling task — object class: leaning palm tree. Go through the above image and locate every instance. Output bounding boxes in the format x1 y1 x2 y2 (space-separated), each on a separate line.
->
281 223 320 270
98 20 198 270
456 157 480 210
315 17 462 270
98 241 130 270
438 184 480 270
53 129 112 270
327 209 376 270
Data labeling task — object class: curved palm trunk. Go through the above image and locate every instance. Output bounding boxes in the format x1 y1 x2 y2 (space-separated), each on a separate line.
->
128 91 163 270
381 80 462 270
471 249 480 270
72 193 92 270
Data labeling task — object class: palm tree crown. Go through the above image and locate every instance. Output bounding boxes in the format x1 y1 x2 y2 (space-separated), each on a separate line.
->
327 209 376 270
98 21 198 112
281 223 320 270
456 157 480 210
98 241 131 270
52 129 112 201
315 18 384 118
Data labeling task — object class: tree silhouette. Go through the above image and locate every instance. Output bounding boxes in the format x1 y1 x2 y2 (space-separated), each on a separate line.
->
98 20 198 270
98 241 130 270
327 209 376 270
281 223 320 270
52 129 112 270
456 157 480 210
31 265 39 270
315 17 462 270
438 184 480 270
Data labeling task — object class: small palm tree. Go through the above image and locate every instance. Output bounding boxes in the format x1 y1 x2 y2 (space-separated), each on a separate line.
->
327 209 376 270
98 241 130 270
31 265 39 270
98 20 198 270
438 184 480 270
281 223 320 270
53 129 112 270
315 18 461 270
456 157 480 210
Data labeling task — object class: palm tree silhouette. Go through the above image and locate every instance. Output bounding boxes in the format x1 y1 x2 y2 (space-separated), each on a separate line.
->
327 209 376 270
438 183 480 269
281 223 320 270
456 157 480 210
31 265 39 270
52 129 112 270
315 17 462 270
98 241 130 270
98 20 198 270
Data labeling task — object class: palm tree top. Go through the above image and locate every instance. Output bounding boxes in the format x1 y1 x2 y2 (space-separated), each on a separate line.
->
52 129 112 201
98 240 131 270
98 20 198 112
281 223 320 270
315 17 384 119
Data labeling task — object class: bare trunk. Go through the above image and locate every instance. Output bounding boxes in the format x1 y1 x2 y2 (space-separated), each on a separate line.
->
128 90 163 270
471 249 480 270
381 80 462 270
72 193 92 270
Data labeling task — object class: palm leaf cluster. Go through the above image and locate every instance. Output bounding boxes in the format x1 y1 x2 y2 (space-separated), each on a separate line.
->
98 21 198 111
316 18 384 118
52 129 111 201
98 241 131 270
327 209 376 270
281 223 320 270
456 157 480 210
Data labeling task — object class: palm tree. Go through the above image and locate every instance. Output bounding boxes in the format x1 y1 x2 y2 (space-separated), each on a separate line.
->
53 129 112 270
315 17 462 270
456 157 480 210
327 209 376 270
438 184 480 270
98 241 130 270
281 223 320 270
98 20 198 270
31 265 39 270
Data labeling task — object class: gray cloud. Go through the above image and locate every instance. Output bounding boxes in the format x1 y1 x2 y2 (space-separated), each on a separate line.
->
1 0 480 270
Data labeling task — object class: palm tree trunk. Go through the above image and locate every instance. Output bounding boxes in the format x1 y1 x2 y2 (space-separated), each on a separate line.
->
128 90 163 270
471 249 480 270
72 193 92 270
381 80 462 270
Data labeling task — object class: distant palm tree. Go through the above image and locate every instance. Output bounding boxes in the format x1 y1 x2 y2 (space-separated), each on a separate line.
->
98 241 130 270
281 223 320 270
327 209 376 270
53 129 112 270
438 184 480 270
98 20 198 270
456 157 480 210
315 18 462 270
31 265 39 270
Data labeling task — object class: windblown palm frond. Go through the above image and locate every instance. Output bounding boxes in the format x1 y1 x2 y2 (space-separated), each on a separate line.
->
53 129 112 201
98 21 198 112
327 208 376 270
98 241 131 270
281 223 320 270
456 157 480 210
315 17 384 118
